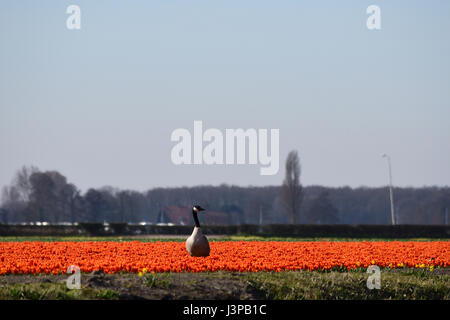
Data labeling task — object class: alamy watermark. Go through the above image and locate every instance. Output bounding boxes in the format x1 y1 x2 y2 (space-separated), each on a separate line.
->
366 265 381 290
66 265 81 290
66 5 81 30
170 121 280 175
367 5 381 30
65 5 380 31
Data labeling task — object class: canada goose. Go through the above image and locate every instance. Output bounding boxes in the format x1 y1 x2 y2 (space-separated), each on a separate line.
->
186 205 210 257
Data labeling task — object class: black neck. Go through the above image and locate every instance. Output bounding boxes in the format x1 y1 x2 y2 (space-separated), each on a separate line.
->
192 210 200 227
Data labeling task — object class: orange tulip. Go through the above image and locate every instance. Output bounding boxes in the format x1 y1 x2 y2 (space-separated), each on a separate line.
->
0 241 448 274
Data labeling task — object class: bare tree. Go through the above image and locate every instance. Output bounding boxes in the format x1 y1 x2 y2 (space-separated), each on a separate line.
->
280 150 303 224
1 185 23 222
84 189 104 222
29 172 57 222
13 165 39 203
62 183 81 224
1 166 39 222
306 191 339 224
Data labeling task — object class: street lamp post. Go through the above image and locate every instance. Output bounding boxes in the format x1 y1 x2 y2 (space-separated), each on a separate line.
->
382 154 396 225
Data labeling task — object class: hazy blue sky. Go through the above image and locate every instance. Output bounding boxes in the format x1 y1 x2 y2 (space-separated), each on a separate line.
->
1 1 449 192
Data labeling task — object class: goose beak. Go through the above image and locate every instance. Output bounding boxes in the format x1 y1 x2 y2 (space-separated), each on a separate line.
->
195 206 206 212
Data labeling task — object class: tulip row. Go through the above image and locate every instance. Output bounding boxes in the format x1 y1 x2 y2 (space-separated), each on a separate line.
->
0 241 448 275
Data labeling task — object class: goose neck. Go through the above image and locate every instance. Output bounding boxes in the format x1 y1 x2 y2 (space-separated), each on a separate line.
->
192 210 201 228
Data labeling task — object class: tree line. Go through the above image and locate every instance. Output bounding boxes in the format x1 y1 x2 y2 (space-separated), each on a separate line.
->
1 159 449 225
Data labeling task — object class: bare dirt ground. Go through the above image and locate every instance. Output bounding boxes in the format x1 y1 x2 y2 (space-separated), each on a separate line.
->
1 268 448 300
0 272 265 300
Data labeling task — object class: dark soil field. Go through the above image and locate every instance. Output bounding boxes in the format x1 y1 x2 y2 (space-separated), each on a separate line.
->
0 269 448 300
0 272 263 300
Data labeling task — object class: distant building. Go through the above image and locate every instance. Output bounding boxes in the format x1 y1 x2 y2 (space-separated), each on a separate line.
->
158 206 230 225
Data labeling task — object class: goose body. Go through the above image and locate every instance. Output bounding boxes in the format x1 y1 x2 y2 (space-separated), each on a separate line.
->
186 205 210 257
186 226 210 257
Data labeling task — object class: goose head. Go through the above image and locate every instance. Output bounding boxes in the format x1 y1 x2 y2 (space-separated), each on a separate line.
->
192 205 205 212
